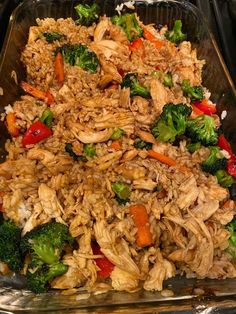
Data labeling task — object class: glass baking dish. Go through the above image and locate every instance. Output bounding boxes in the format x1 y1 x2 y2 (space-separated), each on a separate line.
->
0 0 236 312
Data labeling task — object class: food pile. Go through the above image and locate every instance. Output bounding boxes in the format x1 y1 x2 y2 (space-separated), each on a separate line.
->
0 3 236 294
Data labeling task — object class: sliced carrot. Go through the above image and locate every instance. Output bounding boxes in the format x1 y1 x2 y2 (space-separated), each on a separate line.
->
129 38 145 59
21 81 55 105
143 28 156 41
191 104 204 117
110 140 121 150
143 28 164 49
130 204 153 247
6 112 19 137
147 149 188 172
55 52 65 85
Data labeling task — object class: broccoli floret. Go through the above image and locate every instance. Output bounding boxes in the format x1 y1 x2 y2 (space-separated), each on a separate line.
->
187 142 201 153
165 20 186 44
151 71 173 88
121 73 150 98
186 115 218 146
134 138 152 150
110 128 125 140
39 109 53 128
226 217 236 258
57 44 99 73
163 73 173 88
152 103 192 143
43 32 63 43
201 146 227 174
112 182 131 204
111 13 143 42
83 144 96 157
27 262 68 293
181 79 204 101
21 221 73 293
21 221 74 265
215 170 236 188
65 143 87 162
74 3 100 26
0 220 22 271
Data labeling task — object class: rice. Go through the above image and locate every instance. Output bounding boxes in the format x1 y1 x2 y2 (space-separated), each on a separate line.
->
0 11 235 294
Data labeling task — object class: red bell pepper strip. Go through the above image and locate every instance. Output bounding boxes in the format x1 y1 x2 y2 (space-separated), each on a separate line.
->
21 81 55 105
22 120 52 147
218 134 234 158
6 112 19 137
129 38 145 58
92 242 114 278
227 157 236 178
193 99 217 116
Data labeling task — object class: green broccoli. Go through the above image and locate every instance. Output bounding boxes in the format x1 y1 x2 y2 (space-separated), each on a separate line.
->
110 128 125 140
39 109 53 128
226 217 236 258
187 142 201 153
201 146 227 174
57 44 99 73
27 262 68 293
21 221 74 292
83 144 96 157
165 20 186 44
112 182 131 205
65 143 87 162
0 219 22 271
163 73 173 88
151 103 192 143
111 13 143 42
134 138 152 150
74 3 100 26
186 115 218 146
151 71 173 88
215 170 236 188
43 32 63 43
181 79 204 102
121 73 150 98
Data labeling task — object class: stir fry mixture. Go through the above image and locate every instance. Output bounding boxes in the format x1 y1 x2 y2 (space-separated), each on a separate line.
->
1 3 236 294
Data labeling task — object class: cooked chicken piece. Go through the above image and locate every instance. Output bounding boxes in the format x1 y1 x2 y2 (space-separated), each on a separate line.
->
69 211 91 237
51 101 73 116
94 220 140 277
94 112 135 134
76 129 114 144
110 266 139 292
3 189 31 226
99 56 122 83
207 259 236 279
152 142 169 155
90 40 129 60
191 200 219 221
133 178 157 191
51 255 86 289
22 202 50 236
136 129 157 145
87 151 122 171
168 249 195 263
212 202 234 225
121 149 138 162
38 183 66 224
117 165 146 181
164 220 188 248
211 228 230 250
201 184 228 202
144 258 175 291
150 79 168 114
94 18 109 42
176 176 199 209
119 88 130 108
27 148 73 175
98 74 114 89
